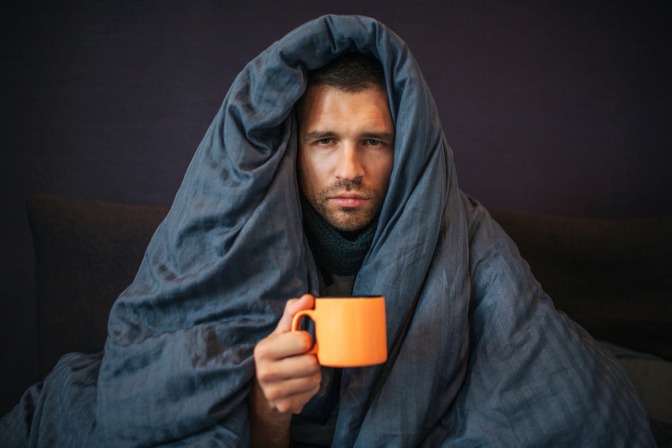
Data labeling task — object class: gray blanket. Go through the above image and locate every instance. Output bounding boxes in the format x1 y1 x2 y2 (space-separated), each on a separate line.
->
1 15 655 447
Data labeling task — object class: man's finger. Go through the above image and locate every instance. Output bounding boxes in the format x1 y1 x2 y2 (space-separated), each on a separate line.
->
271 381 322 414
254 331 313 364
273 294 315 335
256 349 320 383
261 369 321 403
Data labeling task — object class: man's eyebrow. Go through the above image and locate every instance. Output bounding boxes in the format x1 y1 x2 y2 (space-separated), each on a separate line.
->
302 131 395 141
303 131 337 141
361 132 395 141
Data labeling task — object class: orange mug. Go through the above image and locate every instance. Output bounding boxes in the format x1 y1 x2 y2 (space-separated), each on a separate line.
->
291 296 387 367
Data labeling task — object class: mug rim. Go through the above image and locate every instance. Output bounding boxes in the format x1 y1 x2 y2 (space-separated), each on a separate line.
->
316 295 384 299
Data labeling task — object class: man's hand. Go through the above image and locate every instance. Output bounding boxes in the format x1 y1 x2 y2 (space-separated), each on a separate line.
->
254 294 321 413
249 294 321 447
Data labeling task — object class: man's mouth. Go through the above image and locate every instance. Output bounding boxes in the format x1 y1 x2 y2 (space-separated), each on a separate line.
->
329 193 368 208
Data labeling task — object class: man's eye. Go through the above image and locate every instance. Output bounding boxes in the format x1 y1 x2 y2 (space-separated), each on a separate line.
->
317 138 334 145
366 139 382 146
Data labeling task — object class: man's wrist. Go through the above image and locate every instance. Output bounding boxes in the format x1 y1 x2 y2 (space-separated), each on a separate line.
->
249 379 292 448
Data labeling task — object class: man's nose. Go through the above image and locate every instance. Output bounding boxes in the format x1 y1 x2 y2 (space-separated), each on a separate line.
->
335 144 365 181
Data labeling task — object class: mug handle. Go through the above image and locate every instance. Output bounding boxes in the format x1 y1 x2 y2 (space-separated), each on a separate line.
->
291 310 318 355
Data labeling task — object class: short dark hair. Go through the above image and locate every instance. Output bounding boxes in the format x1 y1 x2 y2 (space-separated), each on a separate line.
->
307 53 386 92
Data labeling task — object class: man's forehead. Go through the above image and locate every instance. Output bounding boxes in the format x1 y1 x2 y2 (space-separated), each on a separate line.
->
296 85 393 129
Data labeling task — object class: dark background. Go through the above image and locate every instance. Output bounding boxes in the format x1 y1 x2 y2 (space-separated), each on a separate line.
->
1 1 670 415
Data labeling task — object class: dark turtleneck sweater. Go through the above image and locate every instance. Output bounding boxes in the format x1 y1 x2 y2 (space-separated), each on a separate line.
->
300 194 377 278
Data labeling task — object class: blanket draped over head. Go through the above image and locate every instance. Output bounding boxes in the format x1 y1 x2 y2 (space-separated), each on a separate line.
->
1 15 655 448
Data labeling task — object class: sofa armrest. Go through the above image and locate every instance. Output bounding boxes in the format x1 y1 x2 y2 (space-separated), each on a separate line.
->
490 208 672 361
26 195 168 376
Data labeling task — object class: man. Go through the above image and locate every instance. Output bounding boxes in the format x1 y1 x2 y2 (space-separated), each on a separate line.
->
0 15 655 447
249 54 395 447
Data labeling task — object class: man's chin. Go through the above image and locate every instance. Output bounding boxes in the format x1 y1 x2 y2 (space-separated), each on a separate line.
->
327 210 374 232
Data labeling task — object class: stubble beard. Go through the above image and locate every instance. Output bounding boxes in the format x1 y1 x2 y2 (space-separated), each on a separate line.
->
307 179 381 232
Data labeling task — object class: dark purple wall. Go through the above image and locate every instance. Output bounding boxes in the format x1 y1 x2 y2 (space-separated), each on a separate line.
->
1 1 670 414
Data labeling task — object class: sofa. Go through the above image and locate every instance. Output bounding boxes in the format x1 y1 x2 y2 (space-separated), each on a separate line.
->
25 194 672 443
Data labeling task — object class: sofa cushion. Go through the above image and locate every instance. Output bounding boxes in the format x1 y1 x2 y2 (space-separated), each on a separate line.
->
600 341 672 424
490 208 672 361
26 195 168 376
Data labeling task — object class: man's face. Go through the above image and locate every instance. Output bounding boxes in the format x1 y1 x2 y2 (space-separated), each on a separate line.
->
297 85 394 232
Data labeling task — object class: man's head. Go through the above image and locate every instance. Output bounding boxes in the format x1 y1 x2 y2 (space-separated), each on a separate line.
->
296 54 394 232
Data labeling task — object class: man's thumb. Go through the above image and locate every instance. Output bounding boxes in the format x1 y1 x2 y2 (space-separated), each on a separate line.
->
274 294 315 334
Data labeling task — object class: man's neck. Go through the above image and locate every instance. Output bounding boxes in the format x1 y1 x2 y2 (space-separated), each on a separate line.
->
300 194 376 276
